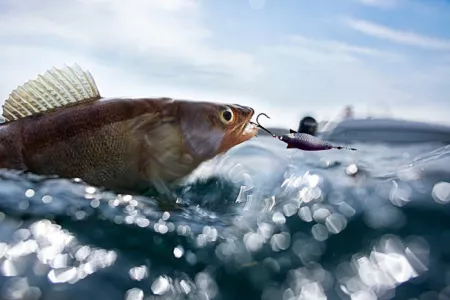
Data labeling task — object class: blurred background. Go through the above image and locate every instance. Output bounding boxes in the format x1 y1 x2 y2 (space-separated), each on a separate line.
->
1 0 449 128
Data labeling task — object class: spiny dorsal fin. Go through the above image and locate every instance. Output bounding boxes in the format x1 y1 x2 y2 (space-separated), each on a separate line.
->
289 129 297 134
1 64 101 123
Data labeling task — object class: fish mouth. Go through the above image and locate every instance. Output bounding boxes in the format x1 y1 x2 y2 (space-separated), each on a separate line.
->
218 110 257 152
242 122 258 136
240 111 258 137
233 114 257 144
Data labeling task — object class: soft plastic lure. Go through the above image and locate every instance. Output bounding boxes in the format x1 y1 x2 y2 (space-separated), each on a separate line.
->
253 113 357 151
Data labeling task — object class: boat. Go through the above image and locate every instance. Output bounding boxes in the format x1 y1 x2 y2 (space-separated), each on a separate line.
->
318 106 450 144
319 118 450 144
255 105 450 145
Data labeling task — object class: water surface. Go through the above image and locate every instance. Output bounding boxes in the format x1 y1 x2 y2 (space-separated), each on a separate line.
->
0 137 450 300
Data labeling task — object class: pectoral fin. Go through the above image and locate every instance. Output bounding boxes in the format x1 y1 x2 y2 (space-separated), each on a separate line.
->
286 144 295 149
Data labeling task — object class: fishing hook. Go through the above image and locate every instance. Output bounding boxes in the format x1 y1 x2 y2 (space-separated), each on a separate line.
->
254 113 276 137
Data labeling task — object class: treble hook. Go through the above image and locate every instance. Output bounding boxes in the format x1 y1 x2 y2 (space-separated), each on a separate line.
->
254 113 276 137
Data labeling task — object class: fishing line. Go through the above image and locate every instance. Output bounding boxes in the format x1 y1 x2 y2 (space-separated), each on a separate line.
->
253 113 276 137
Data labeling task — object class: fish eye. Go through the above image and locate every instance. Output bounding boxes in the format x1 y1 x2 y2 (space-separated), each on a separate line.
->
220 107 234 124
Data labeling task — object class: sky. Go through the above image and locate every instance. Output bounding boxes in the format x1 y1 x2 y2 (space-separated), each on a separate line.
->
0 0 449 128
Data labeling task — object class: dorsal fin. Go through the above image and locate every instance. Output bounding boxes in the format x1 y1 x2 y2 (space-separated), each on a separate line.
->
289 129 298 133
1 64 101 123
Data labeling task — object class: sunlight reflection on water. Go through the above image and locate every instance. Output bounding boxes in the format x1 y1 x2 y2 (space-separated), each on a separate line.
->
0 139 449 299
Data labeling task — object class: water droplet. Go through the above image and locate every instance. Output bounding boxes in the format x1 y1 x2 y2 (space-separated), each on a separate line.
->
122 194 133 202
90 199 100 208
270 232 291 252
346 164 358 176
179 280 192 294
151 275 171 295
75 211 87 220
154 223 168 234
311 224 329 241
136 217 150 228
312 207 330 223
129 265 148 281
85 186 96 194
337 202 356 217
41 195 52 204
162 211 170 220
125 288 144 300
298 206 313 222
432 181 450 204
25 189 35 198
325 213 347 234
173 246 184 258
48 267 77 283
272 212 286 224
244 232 265 252
283 203 299 217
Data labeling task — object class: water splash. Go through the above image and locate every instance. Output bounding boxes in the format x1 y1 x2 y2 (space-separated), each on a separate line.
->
0 139 449 299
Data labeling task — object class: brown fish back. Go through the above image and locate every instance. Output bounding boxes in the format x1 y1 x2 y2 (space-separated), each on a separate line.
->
18 97 180 193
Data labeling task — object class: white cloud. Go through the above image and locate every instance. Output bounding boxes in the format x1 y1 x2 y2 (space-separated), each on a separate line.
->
0 0 263 84
344 18 450 50
256 34 450 125
260 35 409 108
356 0 401 9
0 0 449 129
286 35 405 62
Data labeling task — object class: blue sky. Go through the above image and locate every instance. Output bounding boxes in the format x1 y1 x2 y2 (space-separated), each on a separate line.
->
0 0 449 127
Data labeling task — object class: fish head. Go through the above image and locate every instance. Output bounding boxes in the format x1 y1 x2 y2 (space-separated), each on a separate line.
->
177 101 257 160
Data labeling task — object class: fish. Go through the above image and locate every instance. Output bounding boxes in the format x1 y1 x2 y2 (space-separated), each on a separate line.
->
279 129 356 151
254 113 357 151
0 64 258 197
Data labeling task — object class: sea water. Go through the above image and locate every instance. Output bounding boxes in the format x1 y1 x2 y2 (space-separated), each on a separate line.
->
0 137 449 300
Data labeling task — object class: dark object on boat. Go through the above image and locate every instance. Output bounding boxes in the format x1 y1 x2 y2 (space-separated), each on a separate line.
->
254 113 357 151
298 116 318 136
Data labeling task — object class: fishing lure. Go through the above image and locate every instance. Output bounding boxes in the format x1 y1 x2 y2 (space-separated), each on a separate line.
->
253 113 357 151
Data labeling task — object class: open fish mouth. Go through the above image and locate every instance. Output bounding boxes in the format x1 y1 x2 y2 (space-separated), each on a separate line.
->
242 122 257 135
236 109 257 137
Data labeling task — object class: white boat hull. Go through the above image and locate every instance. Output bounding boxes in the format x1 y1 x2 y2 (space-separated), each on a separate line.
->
319 118 450 144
